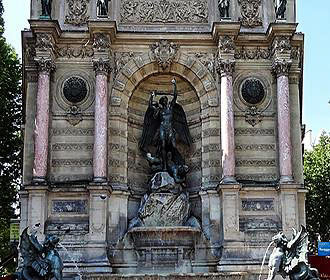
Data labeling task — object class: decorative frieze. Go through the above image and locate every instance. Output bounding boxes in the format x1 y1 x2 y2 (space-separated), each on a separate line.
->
236 173 277 181
46 222 89 235
52 159 92 167
271 36 291 55
203 128 220 137
109 174 126 184
35 33 53 51
93 33 110 50
65 0 90 26
218 36 235 54
55 45 94 58
234 128 274 136
52 200 88 213
234 47 271 60
52 127 94 136
236 159 276 167
52 143 93 151
239 217 279 231
49 174 92 182
235 144 275 151
238 0 262 28
150 40 179 70
242 199 274 211
120 0 208 24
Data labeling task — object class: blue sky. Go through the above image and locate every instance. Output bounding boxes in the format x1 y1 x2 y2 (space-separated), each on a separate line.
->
2 0 330 139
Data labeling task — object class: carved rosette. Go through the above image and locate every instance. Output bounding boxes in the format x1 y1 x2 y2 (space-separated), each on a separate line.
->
271 36 291 55
150 40 179 70
216 59 235 76
93 59 111 76
65 0 90 26
218 36 235 54
238 0 262 28
272 59 292 77
35 33 54 51
34 57 56 74
93 33 110 51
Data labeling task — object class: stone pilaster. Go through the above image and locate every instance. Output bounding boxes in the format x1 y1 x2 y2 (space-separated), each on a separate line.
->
217 59 237 183
32 57 55 183
92 58 111 182
272 58 293 183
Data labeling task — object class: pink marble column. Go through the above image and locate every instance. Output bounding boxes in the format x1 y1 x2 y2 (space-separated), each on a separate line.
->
273 59 293 182
32 58 55 183
219 60 236 184
93 59 111 183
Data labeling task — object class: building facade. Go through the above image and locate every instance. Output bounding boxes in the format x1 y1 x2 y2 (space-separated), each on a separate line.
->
20 0 305 277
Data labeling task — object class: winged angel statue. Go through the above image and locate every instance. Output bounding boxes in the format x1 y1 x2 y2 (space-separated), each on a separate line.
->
15 228 63 280
139 78 191 183
266 225 319 280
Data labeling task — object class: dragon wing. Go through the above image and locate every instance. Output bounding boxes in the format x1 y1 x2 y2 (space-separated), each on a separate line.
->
19 227 50 277
173 103 192 146
139 105 160 152
285 225 309 272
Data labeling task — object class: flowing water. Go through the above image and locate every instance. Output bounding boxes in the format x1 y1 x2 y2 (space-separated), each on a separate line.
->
58 242 82 280
258 240 274 280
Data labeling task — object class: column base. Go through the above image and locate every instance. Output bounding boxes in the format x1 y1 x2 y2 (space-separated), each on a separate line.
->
280 175 294 183
32 176 47 185
221 176 237 184
92 177 107 184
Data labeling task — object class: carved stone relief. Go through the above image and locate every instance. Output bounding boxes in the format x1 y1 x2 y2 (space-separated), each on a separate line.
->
238 0 262 28
150 40 179 70
218 36 235 54
120 0 208 24
271 36 291 55
52 127 94 136
93 33 110 50
52 200 88 213
239 217 279 231
55 45 94 58
35 33 54 51
52 159 92 167
234 128 274 136
114 52 142 76
65 0 90 26
235 144 275 151
235 47 271 60
191 52 215 78
241 199 274 211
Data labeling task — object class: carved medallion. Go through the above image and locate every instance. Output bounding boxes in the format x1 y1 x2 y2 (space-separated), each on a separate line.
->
65 0 90 26
238 0 262 28
150 40 179 70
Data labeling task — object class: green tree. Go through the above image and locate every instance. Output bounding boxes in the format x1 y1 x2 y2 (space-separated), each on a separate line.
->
0 0 22 275
304 132 330 252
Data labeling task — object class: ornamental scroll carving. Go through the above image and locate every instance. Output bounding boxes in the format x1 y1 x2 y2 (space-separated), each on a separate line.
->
120 0 208 24
238 0 262 28
65 0 90 26
150 40 179 70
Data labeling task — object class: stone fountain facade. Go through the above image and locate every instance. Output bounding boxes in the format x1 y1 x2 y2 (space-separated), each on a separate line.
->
20 0 305 278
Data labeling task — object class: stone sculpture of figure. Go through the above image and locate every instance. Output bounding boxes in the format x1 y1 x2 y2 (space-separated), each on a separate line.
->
40 0 52 17
274 0 287 19
15 227 63 280
139 78 192 173
266 226 320 280
218 0 230 18
97 0 109 16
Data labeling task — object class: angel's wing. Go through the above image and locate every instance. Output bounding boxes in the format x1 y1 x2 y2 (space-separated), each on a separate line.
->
19 227 50 277
139 104 160 152
285 225 309 272
173 103 192 146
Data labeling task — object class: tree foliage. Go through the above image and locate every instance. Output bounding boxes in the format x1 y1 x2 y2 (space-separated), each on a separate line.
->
0 0 22 274
304 132 330 251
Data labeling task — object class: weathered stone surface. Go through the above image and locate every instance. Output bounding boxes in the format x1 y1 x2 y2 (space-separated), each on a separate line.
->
139 192 190 226
150 171 181 193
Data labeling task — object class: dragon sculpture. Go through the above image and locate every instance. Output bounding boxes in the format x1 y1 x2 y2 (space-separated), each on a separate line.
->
15 227 63 280
266 225 319 280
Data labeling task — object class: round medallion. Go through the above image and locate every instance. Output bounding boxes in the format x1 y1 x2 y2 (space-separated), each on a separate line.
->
241 79 265 105
63 76 88 104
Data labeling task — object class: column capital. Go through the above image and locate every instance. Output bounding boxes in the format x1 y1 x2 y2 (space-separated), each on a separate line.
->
272 58 292 77
34 57 56 74
93 58 112 76
216 59 235 76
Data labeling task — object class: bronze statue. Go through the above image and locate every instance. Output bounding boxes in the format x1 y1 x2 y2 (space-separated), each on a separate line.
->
97 0 109 16
15 228 63 280
139 78 191 174
41 0 52 17
266 226 319 280
274 0 287 19
218 0 230 18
